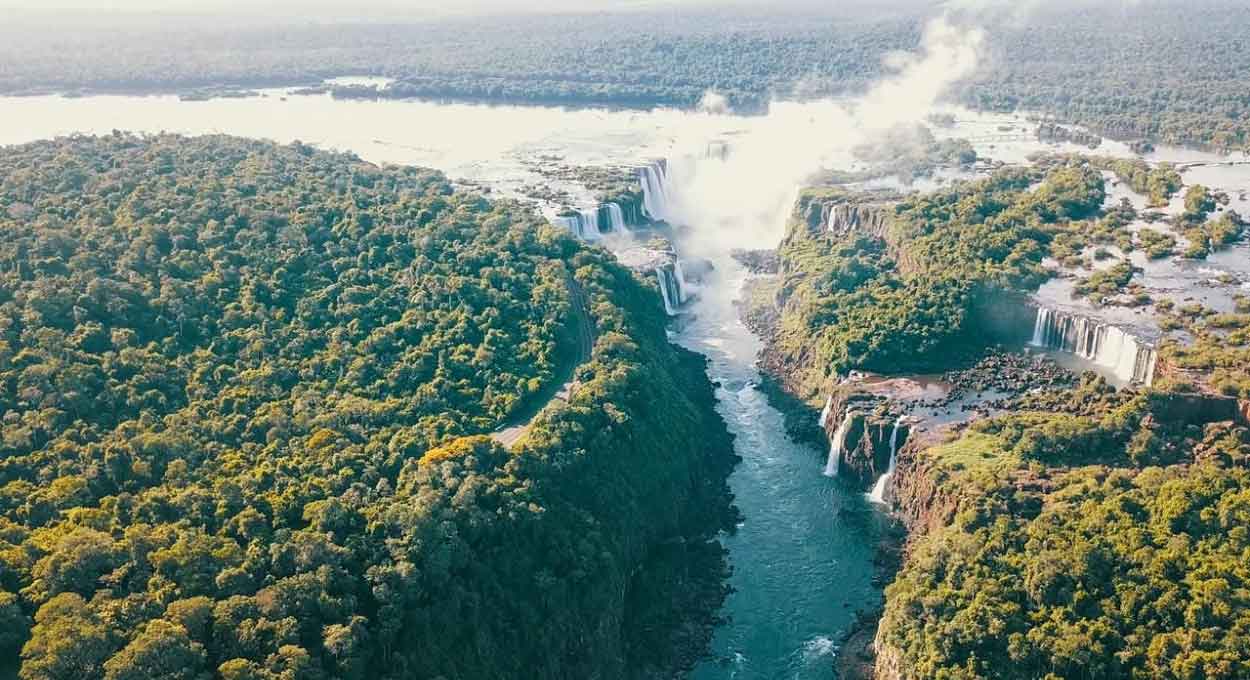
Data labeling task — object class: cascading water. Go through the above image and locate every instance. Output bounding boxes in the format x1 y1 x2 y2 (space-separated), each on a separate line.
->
823 412 854 478
553 208 603 240
655 264 684 316
1030 307 1158 385
639 160 671 221
868 417 906 505
817 395 834 429
604 202 627 234
673 259 690 304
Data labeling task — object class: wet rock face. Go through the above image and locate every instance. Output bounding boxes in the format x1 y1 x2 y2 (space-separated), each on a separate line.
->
602 191 648 227
969 290 1039 345
889 429 960 536
823 385 912 491
804 199 894 240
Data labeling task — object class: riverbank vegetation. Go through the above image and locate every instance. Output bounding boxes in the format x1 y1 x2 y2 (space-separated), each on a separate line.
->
0 135 737 679
1036 154 1182 208
1156 302 1250 400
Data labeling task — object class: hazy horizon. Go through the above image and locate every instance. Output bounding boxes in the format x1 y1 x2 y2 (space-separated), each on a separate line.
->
0 0 941 19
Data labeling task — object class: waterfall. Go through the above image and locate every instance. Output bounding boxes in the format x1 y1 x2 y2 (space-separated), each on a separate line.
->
655 264 683 316
1031 307 1050 347
823 412 854 478
817 395 834 429
604 203 627 234
553 214 581 237
581 208 602 240
553 208 603 240
868 417 905 505
1030 306 1157 385
639 160 671 221
673 259 690 304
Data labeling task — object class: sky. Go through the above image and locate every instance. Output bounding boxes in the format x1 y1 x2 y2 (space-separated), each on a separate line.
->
0 0 726 12
0 0 935 17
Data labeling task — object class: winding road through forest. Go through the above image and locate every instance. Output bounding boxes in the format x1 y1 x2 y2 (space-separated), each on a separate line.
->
491 276 595 448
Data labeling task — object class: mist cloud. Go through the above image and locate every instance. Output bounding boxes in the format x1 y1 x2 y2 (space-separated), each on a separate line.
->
665 13 985 257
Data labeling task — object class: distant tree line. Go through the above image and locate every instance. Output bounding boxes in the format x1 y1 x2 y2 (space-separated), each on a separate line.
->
5 2 1250 149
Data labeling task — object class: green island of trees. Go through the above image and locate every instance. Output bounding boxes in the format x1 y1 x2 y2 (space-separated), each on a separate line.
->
762 162 1106 396
0 134 737 680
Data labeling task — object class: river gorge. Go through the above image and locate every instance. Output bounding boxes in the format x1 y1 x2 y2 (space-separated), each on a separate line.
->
5 83 1250 678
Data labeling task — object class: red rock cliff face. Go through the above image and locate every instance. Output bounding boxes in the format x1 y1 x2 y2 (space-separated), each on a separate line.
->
868 427 960 680
886 428 960 536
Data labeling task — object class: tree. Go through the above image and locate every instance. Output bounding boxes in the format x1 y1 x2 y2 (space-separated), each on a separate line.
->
20 593 116 680
0 591 31 657
1184 184 1217 221
102 619 210 680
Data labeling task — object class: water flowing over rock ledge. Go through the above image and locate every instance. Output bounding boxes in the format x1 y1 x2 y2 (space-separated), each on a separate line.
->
1030 306 1159 386
818 379 915 493
615 240 694 317
549 159 674 241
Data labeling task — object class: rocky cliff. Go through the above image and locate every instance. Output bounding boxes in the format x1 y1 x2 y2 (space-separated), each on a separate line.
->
789 189 899 248
821 380 913 491
807 200 894 240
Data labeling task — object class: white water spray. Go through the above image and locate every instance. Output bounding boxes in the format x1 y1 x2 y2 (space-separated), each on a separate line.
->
824 412 854 478
817 394 834 429
553 208 602 240
655 264 686 316
655 15 984 264
639 161 671 221
869 416 906 504
605 202 627 234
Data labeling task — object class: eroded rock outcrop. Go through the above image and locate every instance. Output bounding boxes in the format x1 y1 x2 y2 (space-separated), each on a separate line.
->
820 380 914 490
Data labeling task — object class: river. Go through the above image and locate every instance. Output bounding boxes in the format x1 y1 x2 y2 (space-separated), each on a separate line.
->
676 256 883 679
3 86 1248 678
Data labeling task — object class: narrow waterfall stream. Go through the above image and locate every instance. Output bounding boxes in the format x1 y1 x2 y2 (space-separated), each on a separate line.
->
823 412 854 478
868 418 905 505
678 259 881 679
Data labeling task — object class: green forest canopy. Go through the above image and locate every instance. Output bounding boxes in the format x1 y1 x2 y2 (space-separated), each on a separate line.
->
0 134 736 680
879 380 1250 680
766 162 1107 395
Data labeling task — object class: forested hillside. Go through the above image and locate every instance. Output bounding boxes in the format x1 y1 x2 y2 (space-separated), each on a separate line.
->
0 135 736 679
756 160 1250 678
760 162 1108 397
878 384 1250 680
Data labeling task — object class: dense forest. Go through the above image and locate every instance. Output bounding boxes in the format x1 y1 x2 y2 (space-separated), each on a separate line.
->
4 2 1250 148
761 162 1109 397
751 139 1250 677
878 381 1250 679
0 135 737 679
